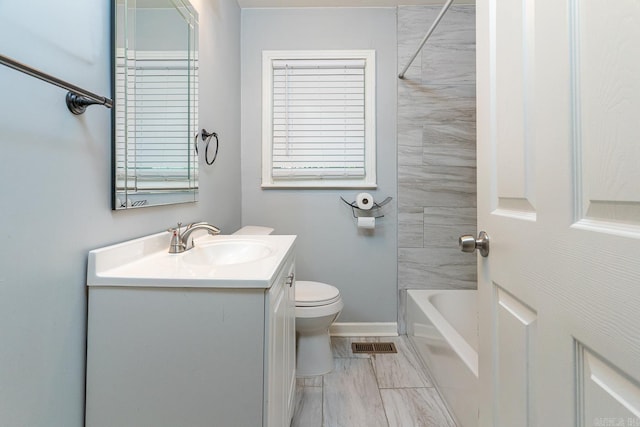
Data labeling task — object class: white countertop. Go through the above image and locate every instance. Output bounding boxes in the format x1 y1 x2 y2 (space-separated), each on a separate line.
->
87 232 296 289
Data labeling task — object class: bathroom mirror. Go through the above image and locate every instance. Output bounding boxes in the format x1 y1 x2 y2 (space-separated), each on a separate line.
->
112 0 199 210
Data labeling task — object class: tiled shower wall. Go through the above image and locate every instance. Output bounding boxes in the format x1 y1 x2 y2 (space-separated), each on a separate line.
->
397 5 477 332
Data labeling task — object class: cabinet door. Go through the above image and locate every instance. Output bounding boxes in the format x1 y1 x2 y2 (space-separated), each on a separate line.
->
285 268 296 423
267 277 286 427
266 260 295 427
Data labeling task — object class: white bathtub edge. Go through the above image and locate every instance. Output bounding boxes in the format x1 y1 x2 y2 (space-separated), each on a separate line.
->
407 289 479 427
407 290 478 378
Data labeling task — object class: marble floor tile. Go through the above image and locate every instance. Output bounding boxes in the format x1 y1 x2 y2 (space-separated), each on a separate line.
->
380 388 457 427
292 335 459 427
291 384 323 427
371 336 433 389
323 358 388 427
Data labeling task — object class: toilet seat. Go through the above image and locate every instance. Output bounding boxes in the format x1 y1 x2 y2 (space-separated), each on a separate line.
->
295 298 344 318
295 281 341 307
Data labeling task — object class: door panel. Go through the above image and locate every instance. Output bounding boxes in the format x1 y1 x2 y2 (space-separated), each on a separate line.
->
495 0 536 216
577 344 640 427
495 286 537 427
572 0 640 229
477 0 640 426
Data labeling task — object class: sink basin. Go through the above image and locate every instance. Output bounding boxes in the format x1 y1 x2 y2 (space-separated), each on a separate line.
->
182 240 274 266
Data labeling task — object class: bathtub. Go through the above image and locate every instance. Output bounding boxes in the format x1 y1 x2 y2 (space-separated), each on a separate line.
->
407 290 478 427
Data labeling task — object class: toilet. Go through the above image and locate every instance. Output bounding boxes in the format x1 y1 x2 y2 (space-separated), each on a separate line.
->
295 280 343 377
233 226 343 377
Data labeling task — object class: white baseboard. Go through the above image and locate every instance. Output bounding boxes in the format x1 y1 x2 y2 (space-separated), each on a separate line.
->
329 322 398 337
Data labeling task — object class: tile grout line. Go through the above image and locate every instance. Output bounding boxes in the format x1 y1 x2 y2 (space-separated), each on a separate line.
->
369 356 392 427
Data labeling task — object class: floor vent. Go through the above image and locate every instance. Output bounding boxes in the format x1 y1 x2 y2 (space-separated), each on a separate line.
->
351 342 397 354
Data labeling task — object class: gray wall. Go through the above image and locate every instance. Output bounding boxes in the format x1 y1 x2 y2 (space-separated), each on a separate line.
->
0 0 241 425
241 8 398 323
397 5 477 332
136 8 192 51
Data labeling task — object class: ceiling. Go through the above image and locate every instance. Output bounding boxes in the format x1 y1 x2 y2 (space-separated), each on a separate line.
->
237 0 474 8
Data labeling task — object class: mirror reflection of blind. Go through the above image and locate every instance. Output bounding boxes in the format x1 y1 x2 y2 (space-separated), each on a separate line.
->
271 58 366 179
115 50 198 191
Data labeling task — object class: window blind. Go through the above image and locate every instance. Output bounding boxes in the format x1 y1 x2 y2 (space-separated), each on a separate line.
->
115 50 198 191
271 58 366 179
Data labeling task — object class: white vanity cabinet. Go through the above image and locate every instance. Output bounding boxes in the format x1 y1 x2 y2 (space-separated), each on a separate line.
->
85 233 296 427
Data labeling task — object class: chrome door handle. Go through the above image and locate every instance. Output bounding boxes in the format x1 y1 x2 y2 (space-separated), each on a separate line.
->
459 231 490 257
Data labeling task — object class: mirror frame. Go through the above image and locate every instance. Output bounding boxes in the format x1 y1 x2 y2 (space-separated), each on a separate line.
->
111 0 199 210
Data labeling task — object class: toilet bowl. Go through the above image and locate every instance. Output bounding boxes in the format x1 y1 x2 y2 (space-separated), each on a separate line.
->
295 281 343 377
232 226 343 377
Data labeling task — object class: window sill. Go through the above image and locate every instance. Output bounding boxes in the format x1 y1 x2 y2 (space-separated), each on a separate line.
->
261 182 377 190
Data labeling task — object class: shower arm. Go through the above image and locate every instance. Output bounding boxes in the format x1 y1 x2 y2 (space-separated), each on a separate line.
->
398 0 455 79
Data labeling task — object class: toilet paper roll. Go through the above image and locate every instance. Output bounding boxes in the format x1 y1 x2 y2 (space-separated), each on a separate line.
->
357 216 376 229
356 192 374 210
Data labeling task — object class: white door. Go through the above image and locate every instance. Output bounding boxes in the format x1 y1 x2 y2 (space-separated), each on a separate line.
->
476 1 640 426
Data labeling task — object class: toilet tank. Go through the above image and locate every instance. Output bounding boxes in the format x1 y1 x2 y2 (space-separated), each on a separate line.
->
233 226 275 235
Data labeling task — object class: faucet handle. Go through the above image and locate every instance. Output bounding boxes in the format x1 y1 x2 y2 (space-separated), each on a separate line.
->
168 228 186 253
167 222 184 234
167 223 184 252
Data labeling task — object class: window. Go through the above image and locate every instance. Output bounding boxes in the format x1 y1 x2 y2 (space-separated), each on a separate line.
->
262 50 376 188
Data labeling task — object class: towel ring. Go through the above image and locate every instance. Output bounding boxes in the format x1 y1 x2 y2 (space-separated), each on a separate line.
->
195 128 219 165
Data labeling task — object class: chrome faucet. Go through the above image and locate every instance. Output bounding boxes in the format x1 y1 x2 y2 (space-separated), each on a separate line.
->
168 222 221 253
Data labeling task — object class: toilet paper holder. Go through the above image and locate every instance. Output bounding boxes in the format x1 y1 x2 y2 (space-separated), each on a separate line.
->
340 195 393 219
